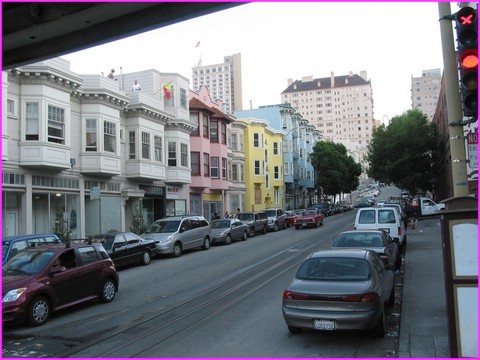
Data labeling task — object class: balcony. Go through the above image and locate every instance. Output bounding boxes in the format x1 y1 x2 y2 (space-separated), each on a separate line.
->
20 141 70 170
80 152 121 176
126 160 166 181
166 166 191 185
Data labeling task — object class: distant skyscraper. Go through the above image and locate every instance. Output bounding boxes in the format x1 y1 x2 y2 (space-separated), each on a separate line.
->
281 71 374 147
411 68 441 121
192 53 243 114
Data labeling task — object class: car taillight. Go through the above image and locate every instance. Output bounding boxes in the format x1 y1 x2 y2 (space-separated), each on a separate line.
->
380 254 389 265
283 290 309 300
341 293 379 302
398 227 402 236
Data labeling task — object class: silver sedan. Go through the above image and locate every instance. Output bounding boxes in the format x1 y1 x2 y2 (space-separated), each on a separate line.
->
210 219 249 245
282 249 395 337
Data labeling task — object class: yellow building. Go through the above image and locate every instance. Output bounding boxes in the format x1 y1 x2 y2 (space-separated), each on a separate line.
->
236 117 285 212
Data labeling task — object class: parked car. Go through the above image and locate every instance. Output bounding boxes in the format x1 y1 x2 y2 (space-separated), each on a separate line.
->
294 209 324 229
141 215 211 257
264 208 287 231
309 203 331 216
236 212 268 237
2 234 62 262
282 249 395 337
2 242 119 326
354 207 406 249
210 218 249 245
332 229 402 269
381 202 408 229
285 211 298 227
89 232 157 267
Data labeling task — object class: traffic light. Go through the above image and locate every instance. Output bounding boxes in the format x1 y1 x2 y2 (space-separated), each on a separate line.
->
455 6 478 118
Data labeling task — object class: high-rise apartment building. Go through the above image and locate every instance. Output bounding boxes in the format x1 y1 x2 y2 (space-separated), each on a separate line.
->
191 53 243 115
280 71 374 147
411 68 441 121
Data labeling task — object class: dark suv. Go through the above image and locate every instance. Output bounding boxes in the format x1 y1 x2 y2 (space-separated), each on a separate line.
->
2 242 119 326
237 212 268 237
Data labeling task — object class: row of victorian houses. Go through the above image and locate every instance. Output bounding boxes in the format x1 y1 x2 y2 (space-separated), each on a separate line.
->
2 58 322 239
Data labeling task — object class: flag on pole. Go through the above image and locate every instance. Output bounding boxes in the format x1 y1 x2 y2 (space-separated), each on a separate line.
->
195 41 201 48
163 81 173 100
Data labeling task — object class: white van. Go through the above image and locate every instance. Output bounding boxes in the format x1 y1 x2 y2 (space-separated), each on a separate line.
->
354 207 406 249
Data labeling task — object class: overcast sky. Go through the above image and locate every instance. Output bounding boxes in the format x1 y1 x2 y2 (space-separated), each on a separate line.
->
63 2 461 122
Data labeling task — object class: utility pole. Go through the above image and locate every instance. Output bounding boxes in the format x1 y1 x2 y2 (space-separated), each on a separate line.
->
438 2 469 197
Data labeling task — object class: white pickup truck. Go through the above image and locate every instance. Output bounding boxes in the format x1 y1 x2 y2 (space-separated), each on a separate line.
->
416 197 445 216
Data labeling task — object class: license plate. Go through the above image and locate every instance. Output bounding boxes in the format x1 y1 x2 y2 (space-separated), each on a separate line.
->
313 319 335 330
302 223 307 227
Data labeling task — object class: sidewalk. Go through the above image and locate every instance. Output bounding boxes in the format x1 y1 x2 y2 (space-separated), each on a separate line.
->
398 217 450 358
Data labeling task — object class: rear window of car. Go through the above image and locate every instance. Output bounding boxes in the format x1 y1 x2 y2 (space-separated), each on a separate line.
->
296 258 371 281
78 246 100 265
358 210 376 224
378 209 396 224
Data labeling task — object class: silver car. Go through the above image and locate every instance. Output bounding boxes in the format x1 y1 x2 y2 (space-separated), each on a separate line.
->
282 249 395 337
210 219 249 245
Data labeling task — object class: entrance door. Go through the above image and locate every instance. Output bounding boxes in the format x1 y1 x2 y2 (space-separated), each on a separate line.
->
4 211 18 236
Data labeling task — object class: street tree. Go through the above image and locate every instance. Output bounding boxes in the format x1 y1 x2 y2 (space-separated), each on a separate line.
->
366 109 441 195
310 141 362 203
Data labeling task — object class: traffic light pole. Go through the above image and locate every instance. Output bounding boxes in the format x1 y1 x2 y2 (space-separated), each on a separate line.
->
438 3 469 197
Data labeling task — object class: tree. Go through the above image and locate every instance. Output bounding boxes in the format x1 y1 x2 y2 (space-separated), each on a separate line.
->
310 141 362 202
366 109 441 195
130 202 148 235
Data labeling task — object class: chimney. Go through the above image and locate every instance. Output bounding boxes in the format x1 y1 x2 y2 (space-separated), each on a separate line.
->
287 78 293 86
330 72 335 87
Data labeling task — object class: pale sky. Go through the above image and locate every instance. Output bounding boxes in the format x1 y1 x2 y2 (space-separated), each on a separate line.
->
63 2 461 122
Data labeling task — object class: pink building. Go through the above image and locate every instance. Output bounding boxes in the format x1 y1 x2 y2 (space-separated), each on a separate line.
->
189 86 235 220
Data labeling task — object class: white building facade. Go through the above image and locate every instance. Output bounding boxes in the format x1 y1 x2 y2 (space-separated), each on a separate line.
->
411 68 441 121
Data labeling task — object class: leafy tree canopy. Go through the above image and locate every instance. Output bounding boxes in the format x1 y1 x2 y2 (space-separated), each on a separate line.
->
310 141 362 201
366 108 441 195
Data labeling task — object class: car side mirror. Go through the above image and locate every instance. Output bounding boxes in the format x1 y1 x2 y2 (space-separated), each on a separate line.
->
51 265 66 274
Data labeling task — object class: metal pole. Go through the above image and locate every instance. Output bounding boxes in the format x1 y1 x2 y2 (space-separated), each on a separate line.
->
438 3 469 197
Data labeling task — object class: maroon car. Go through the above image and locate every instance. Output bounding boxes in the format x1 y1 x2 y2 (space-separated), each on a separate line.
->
2 242 119 326
294 210 325 229
285 211 297 227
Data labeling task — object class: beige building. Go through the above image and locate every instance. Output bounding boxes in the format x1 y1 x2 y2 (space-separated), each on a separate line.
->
191 53 243 115
280 71 374 147
411 68 441 121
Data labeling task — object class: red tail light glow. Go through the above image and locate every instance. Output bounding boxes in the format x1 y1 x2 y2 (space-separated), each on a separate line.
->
398 227 402 236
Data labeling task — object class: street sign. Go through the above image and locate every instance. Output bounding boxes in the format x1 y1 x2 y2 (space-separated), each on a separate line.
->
467 131 478 169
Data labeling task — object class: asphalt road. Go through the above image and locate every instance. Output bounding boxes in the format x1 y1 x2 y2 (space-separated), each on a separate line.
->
3 185 405 358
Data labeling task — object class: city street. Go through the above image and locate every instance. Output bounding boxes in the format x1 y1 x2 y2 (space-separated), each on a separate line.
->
2 190 405 358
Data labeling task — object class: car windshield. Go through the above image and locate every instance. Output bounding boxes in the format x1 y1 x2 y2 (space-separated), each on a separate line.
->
302 210 317 216
144 220 181 233
237 214 253 221
2 242 10 260
264 210 277 217
211 220 231 228
296 257 371 281
3 250 56 275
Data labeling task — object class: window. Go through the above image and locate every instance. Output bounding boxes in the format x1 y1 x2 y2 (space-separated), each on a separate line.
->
203 115 209 138
240 164 244 181
239 134 244 152
222 157 227 179
273 142 279 155
203 153 210 176
254 160 260 175
253 133 259 147
191 152 200 175
181 143 188 166
211 157 219 178
231 133 238 151
104 121 116 152
274 166 279 179
129 131 136 159
232 163 238 181
154 135 162 162
190 113 199 136
180 88 187 109
221 123 227 144
7 99 14 115
168 142 177 166
210 120 218 142
142 132 150 159
86 118 97 151
48 105 65 144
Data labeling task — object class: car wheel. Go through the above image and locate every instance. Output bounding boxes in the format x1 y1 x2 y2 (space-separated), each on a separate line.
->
99 279 116 303
248 228 255 237
241 231 248 241
320 219 324 226
372 309 386 337
284 222 288 230
28 296 50 326
395 254 402 270
288 326 302 334
224 234 232 245
202 237 210 250
173 242 183 257
388 287 395 306
273 223 279 231
141 250 151 265
262 225 267 234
